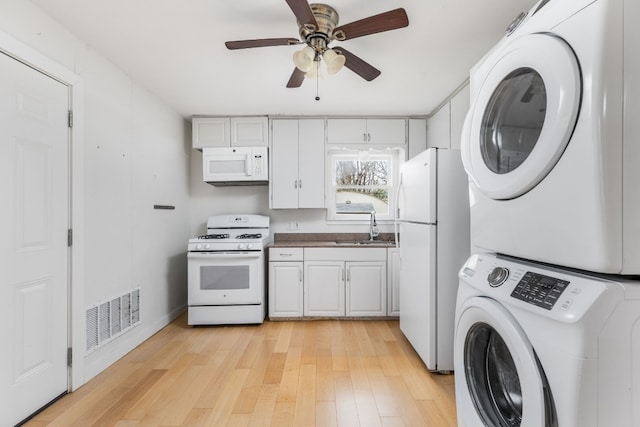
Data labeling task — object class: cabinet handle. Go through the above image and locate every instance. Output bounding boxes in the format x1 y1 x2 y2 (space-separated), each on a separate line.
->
298 179 302 189
294 180 298 189
367 133 371 142
363 133 367 142
346 268 351 282
342 267 345 282
280 253 293 257
299 269 303 283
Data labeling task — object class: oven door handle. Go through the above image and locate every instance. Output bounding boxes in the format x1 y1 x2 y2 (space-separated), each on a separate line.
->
188 251 261 259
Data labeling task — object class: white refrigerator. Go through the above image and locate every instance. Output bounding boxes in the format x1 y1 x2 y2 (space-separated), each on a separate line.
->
398 148 470 372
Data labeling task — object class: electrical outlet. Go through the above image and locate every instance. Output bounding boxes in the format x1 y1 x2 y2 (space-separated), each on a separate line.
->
288 220 300 230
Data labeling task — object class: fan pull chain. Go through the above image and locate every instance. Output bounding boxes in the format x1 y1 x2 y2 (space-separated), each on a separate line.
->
315 60 320 101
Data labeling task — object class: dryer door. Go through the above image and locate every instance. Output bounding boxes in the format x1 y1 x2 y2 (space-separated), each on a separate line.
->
454 297 557 427
461 33 580 200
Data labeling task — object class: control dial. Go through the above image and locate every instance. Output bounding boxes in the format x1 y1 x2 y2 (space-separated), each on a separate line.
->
487 267 510 287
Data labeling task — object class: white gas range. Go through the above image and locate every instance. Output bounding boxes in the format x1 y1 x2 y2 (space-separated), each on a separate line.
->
187 214 271 325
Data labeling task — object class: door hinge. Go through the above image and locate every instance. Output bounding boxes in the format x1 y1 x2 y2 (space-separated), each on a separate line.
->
67 347 72 367
67 229 73 247
68 110 73 128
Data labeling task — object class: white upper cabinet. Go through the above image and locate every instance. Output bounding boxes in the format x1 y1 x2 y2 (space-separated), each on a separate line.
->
449 84 470 150
230 117 268 147
270 119 325 209
427 103 451 149
192 116 268 149
426 82 470 150
192 117 229 149
326 118 407 145
408 118 427 159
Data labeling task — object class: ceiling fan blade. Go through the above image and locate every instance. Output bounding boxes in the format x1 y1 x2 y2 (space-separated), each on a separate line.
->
333 47 381 81
225 38 300 50
333 8 409 41
286 67 305 88
285 0 319 30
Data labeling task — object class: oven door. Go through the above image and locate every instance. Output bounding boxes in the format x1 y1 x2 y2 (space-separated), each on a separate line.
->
188 251 264 305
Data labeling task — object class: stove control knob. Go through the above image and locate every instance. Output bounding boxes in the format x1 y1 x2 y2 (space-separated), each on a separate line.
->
195 244 203 250
487 267 509 287
204 244 211 250
246 243 254 250
238 243 246 250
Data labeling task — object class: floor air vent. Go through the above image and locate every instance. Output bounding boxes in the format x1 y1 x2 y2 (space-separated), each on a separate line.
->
86 288 141 353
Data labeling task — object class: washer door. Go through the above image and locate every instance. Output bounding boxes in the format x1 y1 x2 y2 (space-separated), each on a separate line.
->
461 33 581 200
454 297 557 427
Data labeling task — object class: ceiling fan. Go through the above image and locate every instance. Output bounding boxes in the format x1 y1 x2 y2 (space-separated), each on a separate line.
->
225 0 409 88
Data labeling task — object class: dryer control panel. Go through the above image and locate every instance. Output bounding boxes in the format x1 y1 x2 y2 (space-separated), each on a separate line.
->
511 271 569 310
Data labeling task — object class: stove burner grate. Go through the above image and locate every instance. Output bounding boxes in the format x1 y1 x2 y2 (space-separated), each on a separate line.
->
236 233 263 239
198 233 230 239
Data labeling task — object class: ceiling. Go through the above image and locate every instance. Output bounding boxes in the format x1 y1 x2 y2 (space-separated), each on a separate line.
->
30 0 539 118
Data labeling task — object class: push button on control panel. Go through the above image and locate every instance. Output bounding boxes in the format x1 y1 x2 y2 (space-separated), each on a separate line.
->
510 271 570 310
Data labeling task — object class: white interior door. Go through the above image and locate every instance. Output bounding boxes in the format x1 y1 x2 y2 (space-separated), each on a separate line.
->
0 51 69 426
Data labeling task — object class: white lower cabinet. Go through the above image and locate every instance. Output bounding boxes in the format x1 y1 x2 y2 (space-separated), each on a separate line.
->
269 248 304 318
304 261 345 316
346 262 387 316
269 246 393 318
303 247 388 317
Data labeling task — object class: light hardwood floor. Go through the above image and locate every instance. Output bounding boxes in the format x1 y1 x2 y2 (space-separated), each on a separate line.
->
25 314 457 426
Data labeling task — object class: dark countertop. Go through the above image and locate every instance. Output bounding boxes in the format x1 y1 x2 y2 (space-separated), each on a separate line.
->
269 232 397 248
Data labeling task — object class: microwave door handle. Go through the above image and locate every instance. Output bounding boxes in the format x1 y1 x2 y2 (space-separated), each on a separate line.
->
246 154 253 176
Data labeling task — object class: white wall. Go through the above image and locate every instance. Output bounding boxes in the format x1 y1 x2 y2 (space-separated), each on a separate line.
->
0 1 191 385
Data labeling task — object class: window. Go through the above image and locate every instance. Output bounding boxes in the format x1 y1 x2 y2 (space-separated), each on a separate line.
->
327 149 402 221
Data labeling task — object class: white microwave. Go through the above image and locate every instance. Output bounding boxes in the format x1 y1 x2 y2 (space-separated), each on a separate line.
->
202 146 268 186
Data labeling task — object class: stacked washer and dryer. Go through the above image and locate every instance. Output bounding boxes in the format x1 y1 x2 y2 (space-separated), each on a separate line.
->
454 0 640 426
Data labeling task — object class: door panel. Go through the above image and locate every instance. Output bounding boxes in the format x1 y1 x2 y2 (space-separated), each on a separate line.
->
399 222 437 368
0 51 69 426
271 119 299 208
298 119 325 208
461 34 580 200
304 261 344 316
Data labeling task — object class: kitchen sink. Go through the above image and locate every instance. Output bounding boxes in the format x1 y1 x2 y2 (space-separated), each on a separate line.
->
335 240 394 246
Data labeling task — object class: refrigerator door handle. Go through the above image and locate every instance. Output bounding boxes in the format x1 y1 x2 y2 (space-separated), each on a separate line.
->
394 172 404 248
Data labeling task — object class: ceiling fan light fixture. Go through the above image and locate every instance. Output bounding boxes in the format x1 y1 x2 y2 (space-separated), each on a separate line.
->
305 61 324 80
293 46 315 72
323 48 346 75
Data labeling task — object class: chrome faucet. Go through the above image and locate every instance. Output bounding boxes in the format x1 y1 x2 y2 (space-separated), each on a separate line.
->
369 211 379 241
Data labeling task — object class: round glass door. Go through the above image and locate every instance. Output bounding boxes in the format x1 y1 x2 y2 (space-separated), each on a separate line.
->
461 33 581 200
454 297 558 427
481 68 546 175
465 323 523 426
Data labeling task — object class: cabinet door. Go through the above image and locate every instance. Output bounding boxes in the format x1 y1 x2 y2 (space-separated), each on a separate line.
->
192 117 230 148
366 119 407 145
408 119 427 160
450 84 470 150
304 261 345 316
269 262 303 318
346 261 386 316
326 118 367 144
387 248 400 317
231 117 268 147
271 119 300 209
427 104 451 149
298 119 325 208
